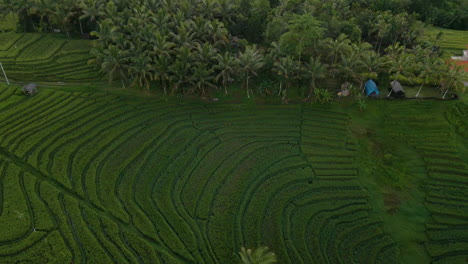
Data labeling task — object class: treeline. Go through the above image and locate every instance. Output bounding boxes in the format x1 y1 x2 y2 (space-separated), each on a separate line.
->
0 0 466 96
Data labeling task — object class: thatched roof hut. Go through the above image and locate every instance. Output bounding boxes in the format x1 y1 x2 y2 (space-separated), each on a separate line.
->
22 83 38 95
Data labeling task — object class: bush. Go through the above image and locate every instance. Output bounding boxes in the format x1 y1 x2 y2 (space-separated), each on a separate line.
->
314 88 333 104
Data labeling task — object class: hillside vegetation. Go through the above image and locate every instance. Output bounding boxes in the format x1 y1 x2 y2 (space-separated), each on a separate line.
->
0 0 466 97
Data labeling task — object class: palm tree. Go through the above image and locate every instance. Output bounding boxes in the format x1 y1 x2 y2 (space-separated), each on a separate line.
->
238 45 264 98
169 46 192 95
93 19 117 46
215 52 238 94
385 42 405 61
361 50 388 79
415 56 444 97
129 53 153 90
99 45 129 84
50 2 75 38
324 34 351 68
79 0 105 32
272 55 300 97
30 0 52 32
441 63 466 98
337 52 365 89
303 56 327 98
386 52 415 96
191 62 216 96
195 42 217 65
153 55 172 94
239 246 277 264
151 32 175 57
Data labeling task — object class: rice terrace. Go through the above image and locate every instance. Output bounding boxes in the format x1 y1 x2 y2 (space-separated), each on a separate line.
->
0 1 467 264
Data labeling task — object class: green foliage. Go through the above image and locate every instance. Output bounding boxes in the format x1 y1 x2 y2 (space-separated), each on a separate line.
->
357 98 367 111
239 246 277 264
279 14 325 59
0 12 17 32
446 103 468 137
313 88 333 104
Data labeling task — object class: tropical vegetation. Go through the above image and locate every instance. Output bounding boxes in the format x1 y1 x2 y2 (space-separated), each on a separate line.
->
0 0 466 97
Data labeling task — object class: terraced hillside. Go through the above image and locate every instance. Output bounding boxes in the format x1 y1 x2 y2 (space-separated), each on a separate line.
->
0 84 467 263
377 101 468 263
0 33 101 82
426 26 468 56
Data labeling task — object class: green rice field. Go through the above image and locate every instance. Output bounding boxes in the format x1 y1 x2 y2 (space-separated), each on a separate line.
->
0 83 467 263
426 26 468 56
0 33 101 82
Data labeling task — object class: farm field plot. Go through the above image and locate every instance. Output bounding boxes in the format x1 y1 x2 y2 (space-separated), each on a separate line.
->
426 26 468 56
0 33 101 82
0 84 467 263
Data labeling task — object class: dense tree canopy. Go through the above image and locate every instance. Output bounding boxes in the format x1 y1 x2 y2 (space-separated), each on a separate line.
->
0 0 466 96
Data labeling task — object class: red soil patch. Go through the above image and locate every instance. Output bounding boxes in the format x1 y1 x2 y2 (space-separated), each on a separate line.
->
453 60 468 72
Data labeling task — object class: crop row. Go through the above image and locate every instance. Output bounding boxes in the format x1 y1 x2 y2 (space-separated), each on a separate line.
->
0 33 100 82
0 33 24 51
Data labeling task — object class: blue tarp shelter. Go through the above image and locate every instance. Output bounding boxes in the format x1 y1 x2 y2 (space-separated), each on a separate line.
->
364 80 379 97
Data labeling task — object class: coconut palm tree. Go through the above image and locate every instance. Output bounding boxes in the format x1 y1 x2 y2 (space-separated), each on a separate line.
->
303 56 327 98
238 45 265 98
79 0 105 32
337 52 365 89
386 52 415 96
151 32 175 57
415 56 444 97
50 2 75 38
272 55 300 97
129 53 153 90
239 246 277 264
191 62 216 95
153 55 172 94
30 0 52 32
324 34 351 67
361 50 388 79
215 52 238 94
169 46 192 95
93 19 117 46
441 63 466 98
98 45 130 84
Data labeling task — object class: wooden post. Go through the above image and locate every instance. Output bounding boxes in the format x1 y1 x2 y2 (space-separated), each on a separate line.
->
0 62 9 85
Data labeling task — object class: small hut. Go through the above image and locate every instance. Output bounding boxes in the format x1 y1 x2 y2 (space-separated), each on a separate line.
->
364 80 379 97
22 83 38 96
389 80 405 98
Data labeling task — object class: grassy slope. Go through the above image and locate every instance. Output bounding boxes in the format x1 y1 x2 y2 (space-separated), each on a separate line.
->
0 83 467 263
0 33 102 83
0 13 17 32
425 26 468 56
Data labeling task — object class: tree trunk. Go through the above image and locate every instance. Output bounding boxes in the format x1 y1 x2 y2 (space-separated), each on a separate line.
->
308 80 316 98
416 84 423 98
277 81 282 96
224 79 228 95
171 83 178 95
246 77 250 98
387 81 396 97
442 87 450 99
79 20 84 35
